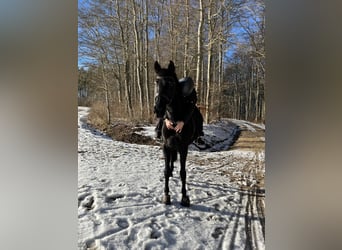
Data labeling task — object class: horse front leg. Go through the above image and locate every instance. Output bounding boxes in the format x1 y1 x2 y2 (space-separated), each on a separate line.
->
179 146 190 207
162 145 171 205
169 149 176 177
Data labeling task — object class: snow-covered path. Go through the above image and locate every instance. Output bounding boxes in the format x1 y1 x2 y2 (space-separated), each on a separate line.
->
78 107 265 250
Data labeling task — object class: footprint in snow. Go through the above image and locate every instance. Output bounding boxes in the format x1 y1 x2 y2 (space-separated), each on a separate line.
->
116 218 129 229
82 195 95 210
211 227 225 239
150 230 161 239
149 220 162 239
214 203 221 211
165 224 181 235
105 194 124 203
78 192 90 208
85 239 97 249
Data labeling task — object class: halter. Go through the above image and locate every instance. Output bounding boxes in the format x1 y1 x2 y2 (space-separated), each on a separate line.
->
155 75 177 105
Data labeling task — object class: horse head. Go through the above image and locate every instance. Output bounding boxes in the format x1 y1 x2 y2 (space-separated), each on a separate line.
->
154 61 179 118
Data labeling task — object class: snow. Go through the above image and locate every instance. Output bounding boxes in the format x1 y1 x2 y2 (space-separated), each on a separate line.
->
228 118 265 132
78 106 265 250
135 126 156 139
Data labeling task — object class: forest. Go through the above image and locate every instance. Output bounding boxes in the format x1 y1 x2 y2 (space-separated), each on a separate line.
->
78 0 265 125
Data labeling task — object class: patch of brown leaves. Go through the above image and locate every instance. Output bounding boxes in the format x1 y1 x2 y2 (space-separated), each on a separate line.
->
105 123 159 146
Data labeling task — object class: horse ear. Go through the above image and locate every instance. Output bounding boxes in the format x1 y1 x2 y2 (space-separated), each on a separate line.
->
154 61 161 72
168 61 175 72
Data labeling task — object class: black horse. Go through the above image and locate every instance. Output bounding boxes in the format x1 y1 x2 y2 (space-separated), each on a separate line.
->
154 60 198 207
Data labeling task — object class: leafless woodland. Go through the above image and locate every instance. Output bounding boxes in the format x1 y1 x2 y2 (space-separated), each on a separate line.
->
78 0 265 124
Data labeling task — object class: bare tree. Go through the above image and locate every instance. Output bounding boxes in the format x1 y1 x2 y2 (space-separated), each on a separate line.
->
143 0 151 118
115 0 133 117
131 0 144 118
196 0 204 100
183 0 190 77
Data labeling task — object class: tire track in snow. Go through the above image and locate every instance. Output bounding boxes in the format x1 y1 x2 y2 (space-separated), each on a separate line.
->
215 190 265 250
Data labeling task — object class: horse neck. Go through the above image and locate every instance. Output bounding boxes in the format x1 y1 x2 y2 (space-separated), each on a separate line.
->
166 90 182 122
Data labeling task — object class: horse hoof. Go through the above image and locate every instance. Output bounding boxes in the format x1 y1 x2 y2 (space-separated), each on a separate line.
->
162 194 171 205
180 196 190 207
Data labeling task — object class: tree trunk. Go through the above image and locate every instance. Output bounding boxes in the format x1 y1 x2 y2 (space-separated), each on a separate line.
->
116 0 133 117
255 64 260 121
168 0 176 61
234 73 239 119
154 1 163 62
196 0 204 97
101 62 111 124
183 0 190 77
199 61 204 106
248 68 253 121
132 0 144 118
144 0 151 118
217 38 223 120
205 0 213 124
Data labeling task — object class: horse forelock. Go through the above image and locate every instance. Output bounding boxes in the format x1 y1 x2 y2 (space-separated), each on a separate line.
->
156 69 177 80
155 67 179 96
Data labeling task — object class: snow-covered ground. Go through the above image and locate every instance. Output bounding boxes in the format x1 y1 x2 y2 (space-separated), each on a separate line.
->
78 107 265 250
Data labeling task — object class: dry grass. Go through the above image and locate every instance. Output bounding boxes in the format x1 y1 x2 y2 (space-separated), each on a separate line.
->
87 101 108 131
